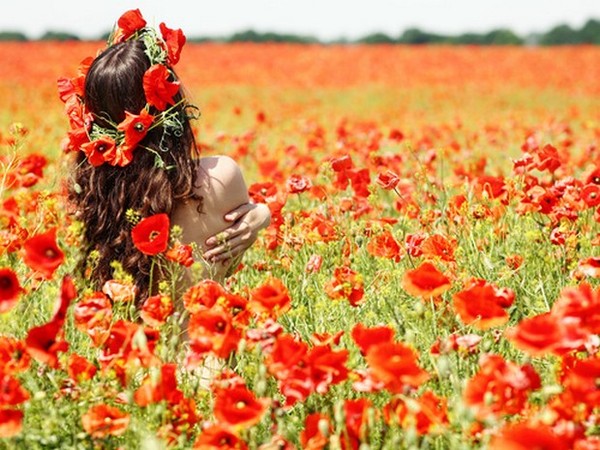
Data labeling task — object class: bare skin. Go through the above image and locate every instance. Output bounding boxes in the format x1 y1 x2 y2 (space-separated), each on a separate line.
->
171 155 271 285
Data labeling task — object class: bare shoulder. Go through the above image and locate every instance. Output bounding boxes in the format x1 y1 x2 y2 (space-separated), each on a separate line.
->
195 155 248 201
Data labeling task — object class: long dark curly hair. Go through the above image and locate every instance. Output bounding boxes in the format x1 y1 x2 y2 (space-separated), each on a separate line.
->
69 39 200 301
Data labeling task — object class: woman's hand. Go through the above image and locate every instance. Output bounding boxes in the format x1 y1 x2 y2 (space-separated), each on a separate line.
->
203 202 271 263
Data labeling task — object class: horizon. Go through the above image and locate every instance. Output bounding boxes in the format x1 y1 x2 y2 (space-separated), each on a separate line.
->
2 0 600 41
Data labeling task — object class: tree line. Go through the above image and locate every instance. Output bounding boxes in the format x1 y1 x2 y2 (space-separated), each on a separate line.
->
1 19 599 45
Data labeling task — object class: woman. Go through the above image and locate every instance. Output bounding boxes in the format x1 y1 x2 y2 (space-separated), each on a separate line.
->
62 10 270 302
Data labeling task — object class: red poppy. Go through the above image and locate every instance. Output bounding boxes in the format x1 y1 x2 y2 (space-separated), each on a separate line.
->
463 354 540 420
117 109 154 148
0 337 30 375
365 342 429 393
376 170 400 190
489 422 568 450
421 234 456 262
213 385 268 428
367 230 402 262
401 261 451 298
0 374 30 406
81 404 130 438
187 307 240 359
102 279 136 303
131 213 170 255
306 345 349 394
324 266 364 306
182 279 229 314
551 283 600 334
134 363 183 407
80 136 115 167
0 409 23 438
0 268 22 313
405 232 426 257
506 312 587 357
351 323 395 355
265 333 308 379
143 64 180 111
343 397 372 445
249 277 291 318
22 228 64 279
25 320 68 368
140 294 174 328
72 292 113 346
159 23 186 65
67 353 97 383
193 424 248 450
115 9 146 42
165 242 194 267
286 174 313 194
384 390 448 435
300 413 331 450
452 279 514 330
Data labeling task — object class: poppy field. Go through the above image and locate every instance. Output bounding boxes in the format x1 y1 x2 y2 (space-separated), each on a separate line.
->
1 41 600 449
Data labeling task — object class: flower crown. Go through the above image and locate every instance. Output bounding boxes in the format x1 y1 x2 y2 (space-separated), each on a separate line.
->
58 9 197 168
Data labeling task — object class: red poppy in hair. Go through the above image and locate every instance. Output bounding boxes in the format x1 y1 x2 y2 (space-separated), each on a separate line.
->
143 64 180 111
115 9 147 42
117 109 154 148
80 136 115 167
159 23 186 65
131 213 170 255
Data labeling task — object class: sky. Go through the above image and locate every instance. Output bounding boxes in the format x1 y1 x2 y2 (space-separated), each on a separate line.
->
2 0 600 40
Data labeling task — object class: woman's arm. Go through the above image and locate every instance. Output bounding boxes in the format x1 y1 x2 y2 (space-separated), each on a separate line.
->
171 155 270 280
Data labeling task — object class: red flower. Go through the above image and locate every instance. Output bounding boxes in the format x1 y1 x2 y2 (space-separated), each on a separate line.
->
102 142 135 167
213 385 268 428
384 390 448 435
401 262 451 298
365 342 429 393
464 354 540 420
300 413 331 450
159 23 186 65
0 337 30 375
249 277 291 318
140 294 174 328
187 307 240 359
0 374 30 406
67 353 97 383
182 279 229 314
134 363 183 407
489 421 568 450
193 424 248 450
22 228 64 279
81 404 130 438
131 213 170 255
367 230 402 262
421 234 456 262
286 174 312 194
115 9 146 42
73 292 113 346
0 409 23 438
80 136 115 167
452 279 514 330
324 266 364 306
351 323 395 355
143 64 180 111
0 268 23 313
117 109 154 148
506 312 586 356
265 333 308 379
165 242 194 267
376 170 400 190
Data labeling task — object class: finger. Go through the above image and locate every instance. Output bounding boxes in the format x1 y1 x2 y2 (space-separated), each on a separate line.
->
203 233 253 260
223 203 253 222
211 243 247 262
205 222 249 247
